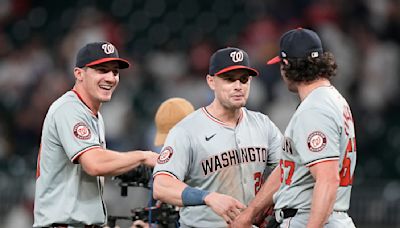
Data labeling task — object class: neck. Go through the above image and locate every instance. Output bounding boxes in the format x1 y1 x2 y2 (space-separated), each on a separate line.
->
72 85 101 115
297 78 331 101
206 100 242 127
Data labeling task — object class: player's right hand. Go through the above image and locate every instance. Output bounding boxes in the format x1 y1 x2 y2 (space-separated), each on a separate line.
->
142 151 159 167
131 220 149 228
230 207 254 228
204 192 246 225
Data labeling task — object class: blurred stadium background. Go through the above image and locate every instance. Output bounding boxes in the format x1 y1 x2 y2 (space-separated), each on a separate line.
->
0 0 399 227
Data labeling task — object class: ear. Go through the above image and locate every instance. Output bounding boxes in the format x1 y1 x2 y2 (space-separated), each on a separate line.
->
74 67 84 81
206 74 215 91
280 64 287 78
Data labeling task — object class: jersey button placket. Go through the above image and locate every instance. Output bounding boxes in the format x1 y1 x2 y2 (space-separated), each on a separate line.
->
234 127 246 200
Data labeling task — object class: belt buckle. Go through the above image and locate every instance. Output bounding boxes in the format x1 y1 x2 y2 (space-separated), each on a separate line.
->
275 209 284 223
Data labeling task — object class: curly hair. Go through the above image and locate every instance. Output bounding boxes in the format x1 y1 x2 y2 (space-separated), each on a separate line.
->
281 52 337 82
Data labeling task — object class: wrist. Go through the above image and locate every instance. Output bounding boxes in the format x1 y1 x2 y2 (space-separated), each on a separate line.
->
181 186 210 206
138 151 147 162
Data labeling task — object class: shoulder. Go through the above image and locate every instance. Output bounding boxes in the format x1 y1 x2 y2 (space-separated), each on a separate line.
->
48 91 86 118
174 108 205 128
243 108 275 124
293 106 336 130
167 108 209 138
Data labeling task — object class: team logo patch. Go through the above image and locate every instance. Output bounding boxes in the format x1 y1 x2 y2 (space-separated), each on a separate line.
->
307 131 327 152
73 122 91 140
101 43 115 54
157 146 173 164
230 51 244 62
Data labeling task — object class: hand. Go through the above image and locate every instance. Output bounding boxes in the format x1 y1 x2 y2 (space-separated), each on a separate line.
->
142 151 159 167
131 220 149 228
204 192 246 225
253 205 275 227
230 207 254 228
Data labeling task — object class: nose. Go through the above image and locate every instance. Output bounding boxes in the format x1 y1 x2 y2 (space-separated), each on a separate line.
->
233 79 242 90
104 71 117 83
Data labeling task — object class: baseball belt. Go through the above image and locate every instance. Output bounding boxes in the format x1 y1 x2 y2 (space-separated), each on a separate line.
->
45 224 101 228
275 208 298 223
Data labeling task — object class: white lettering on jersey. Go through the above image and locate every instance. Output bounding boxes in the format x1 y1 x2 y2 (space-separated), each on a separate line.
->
283 137 293 154
343 105 353 136
201 147 267 176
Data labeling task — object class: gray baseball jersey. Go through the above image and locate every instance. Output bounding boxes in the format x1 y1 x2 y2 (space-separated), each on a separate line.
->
153 107 283 228
34 90 107 227
273 86 356 212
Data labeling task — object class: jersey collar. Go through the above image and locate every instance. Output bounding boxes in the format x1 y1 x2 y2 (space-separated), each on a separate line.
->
71 89 98 117
201 107 244 127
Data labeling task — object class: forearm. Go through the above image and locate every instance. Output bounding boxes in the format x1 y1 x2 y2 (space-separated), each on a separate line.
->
80 149 148 176
307 161 340 228
307 179 337 228
247 166 281 218
100 150 147 176
153 175 187 206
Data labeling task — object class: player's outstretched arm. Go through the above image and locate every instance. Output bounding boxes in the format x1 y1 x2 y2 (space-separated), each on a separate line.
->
307 160 339 228
153 174 188 206
153 174 246 225
231 166 281 228
78 148 159 176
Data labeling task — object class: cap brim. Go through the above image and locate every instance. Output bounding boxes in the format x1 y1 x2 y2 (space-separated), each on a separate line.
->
266 56 281 65
154 132 167 147
86 57 131 69
214 65 259 76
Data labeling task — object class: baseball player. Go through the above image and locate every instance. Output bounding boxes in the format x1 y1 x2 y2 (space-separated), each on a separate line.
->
33 41 159 228
232 28 357 228
152 47 283 228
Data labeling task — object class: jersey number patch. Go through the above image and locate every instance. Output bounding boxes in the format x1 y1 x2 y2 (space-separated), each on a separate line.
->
339 137 356 186
280 159 295 185
254 172 265 194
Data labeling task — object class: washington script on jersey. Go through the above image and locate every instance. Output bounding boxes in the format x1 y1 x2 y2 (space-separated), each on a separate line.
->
201 147 267 176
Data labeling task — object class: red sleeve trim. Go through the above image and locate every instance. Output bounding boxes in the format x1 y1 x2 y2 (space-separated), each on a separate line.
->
153 171 178 179
71 145 102 163
306 157 339 167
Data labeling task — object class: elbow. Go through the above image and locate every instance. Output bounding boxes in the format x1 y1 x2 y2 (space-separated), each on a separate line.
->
152 176 171 202
152 180 162 200
334 175 340 186
331 173 340 188
83 164 104 176
324 175 340 195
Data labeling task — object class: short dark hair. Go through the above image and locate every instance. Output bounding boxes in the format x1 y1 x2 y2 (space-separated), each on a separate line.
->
281 52 337 82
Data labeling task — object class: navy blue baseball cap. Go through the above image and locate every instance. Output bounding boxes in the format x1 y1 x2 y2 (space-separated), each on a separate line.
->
209 47 259 76
75 41 130 69
267 28 323 65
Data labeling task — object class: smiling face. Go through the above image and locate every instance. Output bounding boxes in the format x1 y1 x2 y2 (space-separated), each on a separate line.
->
74 61 120 111
207 69 252 110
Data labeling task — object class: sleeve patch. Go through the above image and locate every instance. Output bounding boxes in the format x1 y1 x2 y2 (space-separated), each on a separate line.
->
307 131 327 152
157 146 174 164
73 122 91 140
